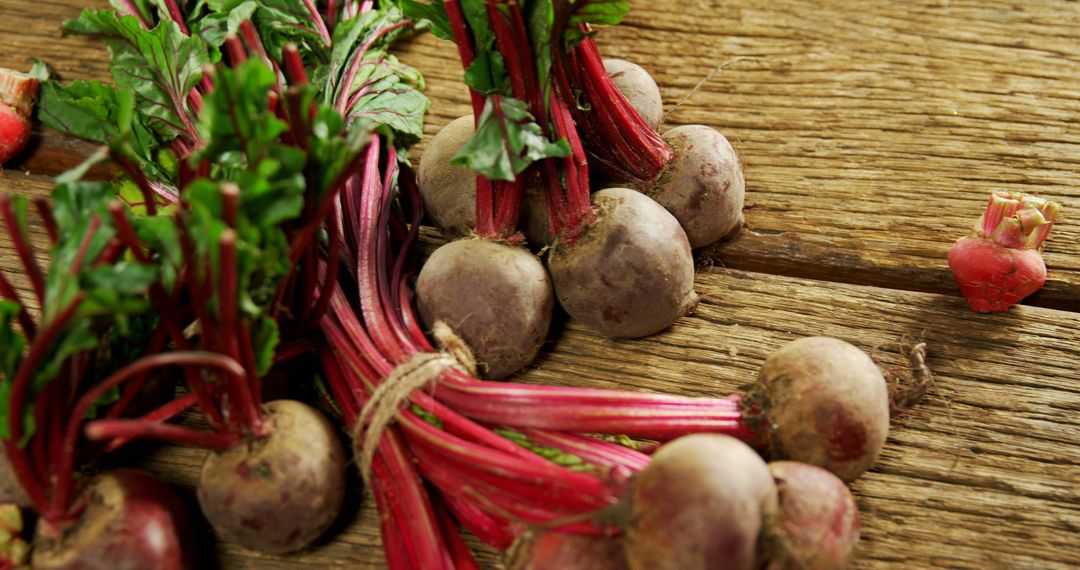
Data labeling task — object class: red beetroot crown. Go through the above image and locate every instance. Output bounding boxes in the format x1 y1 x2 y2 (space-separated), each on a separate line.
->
972 191 1061 250
0 69 40 116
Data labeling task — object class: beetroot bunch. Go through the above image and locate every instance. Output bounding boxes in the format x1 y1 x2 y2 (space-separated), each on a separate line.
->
0 1 928 569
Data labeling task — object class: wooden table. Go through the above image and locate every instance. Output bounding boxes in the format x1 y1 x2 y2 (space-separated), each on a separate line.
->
2 1 1078 568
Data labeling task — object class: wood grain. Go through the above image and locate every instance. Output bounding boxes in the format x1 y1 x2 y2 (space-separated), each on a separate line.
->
1 0 1079 569
2 0 1078 307
99 268 1080 569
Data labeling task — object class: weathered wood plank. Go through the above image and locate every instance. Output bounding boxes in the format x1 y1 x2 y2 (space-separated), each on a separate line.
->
2 0 1077 307
1 1 1078 569
97 268 1080 569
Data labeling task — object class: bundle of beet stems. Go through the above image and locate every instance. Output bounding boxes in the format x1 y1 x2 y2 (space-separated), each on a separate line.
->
316 1 856 567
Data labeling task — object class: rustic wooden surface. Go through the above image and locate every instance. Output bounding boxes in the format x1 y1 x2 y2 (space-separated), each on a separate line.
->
1 0 1079 568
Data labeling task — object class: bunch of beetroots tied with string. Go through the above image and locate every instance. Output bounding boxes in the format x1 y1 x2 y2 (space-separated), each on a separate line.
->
0 1 931 569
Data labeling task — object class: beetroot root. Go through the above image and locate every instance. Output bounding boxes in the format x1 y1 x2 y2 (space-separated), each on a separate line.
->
624 434 778 570
417 116 478 236
947 192 1060 312
604 59 663 132
548 188 698 339
764 461 860 570
746 337 889 482
642 125 745 248
31 469 192 570
510 532 627 570
520 184 554 249
0 68 38 165
197 400 346 554
416 238 554 379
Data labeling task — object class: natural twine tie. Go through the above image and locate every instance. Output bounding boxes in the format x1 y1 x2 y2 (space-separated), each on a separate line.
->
353 321 477 484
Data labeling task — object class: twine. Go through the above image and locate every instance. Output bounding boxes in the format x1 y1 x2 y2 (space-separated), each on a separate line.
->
353 321 477 484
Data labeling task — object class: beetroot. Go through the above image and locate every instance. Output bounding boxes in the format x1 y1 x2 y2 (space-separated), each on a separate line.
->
31 469 192 570
645 125 745 248
0 68 38 165
947 192 1061 312
510 532 627 570
624 434 777 570
746 337 889 482
417 116 477 237
548 188 698 338
764 461 860 570
415 238 554 379
520 184 554 249
604 59 663 132
196 400 346 554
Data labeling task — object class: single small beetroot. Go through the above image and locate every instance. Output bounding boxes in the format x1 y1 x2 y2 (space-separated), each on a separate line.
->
604 59 663 132
0 68 39 165
764 461 860 570
624 434 778 570
197 400 346 554
947 192 1061 312
746 337 889 483
31 469 192 570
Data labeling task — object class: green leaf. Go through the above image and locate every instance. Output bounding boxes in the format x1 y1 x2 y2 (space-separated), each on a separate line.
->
195 60 288 167
207 0 330 62
306 104 371 196
29 324 99 397
134 215 183 291
197 0 258 50
325 7 429 146
397 0 452 41
63 10 209 141
410 404 443 429
457 0 510 95
564 0 630 47
249 314 280 377
39 80 170 184
526 0 554 108
451 95 570 181
38 80 123 144
0 302 25 383
493 428 593 471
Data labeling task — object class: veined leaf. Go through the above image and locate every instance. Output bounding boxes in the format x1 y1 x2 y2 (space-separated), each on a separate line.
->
452 95 570 181
63 10 208 142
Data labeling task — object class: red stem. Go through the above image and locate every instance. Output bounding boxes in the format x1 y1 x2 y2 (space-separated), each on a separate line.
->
434 495 481 570
282 44 308 86
32 197 58 243
333 21 411 113
0 271 37 338
85 420 237 451
306 202 342 328
69 215 102 275
443 0 485 116
221 183 239 228
0 196 46 304
3 294 85 515
54 351 247 516
103 395 198 453
302 0 332 46
110 151 159 216
217 230 263 431
92 239 125 267
225 35 248 65
161 0 189 34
